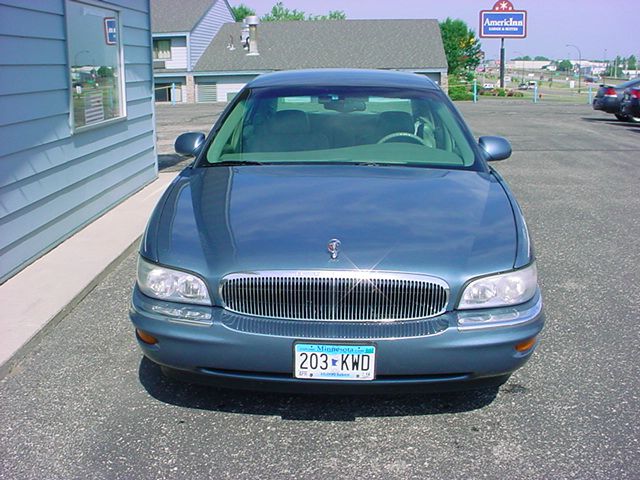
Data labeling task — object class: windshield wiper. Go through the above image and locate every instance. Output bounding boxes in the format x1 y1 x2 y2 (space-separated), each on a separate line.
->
208 160 264 166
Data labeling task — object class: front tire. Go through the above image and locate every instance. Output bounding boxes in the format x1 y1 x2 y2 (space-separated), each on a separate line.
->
615 113 629 121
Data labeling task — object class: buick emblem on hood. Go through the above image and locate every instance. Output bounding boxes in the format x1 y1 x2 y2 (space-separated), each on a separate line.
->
327 239 341 260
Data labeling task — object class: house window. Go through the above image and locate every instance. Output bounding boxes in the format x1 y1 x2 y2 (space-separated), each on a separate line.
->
66 0 126 130
153 39 172 60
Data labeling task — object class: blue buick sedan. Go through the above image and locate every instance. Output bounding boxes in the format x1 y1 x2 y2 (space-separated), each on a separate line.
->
130 69 544 393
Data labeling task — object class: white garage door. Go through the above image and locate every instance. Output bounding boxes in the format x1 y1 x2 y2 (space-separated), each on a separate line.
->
197 83 217 103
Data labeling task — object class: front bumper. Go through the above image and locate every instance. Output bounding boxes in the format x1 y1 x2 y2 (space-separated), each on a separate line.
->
129 287 544 393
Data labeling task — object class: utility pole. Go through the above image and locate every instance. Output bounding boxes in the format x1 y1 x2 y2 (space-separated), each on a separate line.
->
566 44 582 94
514 50 525 84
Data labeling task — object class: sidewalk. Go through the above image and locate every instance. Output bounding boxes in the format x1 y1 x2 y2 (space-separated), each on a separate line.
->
0 172 177 377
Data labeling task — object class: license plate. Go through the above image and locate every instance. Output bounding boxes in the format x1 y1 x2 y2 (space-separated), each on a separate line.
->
294 343 376 381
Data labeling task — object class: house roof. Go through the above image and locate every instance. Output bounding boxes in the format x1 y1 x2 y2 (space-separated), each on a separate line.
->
194 19 448 72
151 0 216 33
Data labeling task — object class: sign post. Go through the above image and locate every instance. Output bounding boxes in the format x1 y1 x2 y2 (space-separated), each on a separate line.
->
500 38 505 89
479 1 527 90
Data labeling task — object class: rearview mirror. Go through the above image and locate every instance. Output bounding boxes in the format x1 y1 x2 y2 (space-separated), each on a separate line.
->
479 136 512 161
175 132 206 157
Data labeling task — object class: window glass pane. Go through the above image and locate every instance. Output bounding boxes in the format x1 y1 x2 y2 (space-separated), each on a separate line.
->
67 0 125 129
153 40 171 60
204 88 478 169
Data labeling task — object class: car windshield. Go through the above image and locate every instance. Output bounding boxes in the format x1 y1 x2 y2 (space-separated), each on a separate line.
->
202 86 479 169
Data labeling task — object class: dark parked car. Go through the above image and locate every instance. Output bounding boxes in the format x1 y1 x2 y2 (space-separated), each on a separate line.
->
593 78 640 122
621 87 640 121
130 69 544 393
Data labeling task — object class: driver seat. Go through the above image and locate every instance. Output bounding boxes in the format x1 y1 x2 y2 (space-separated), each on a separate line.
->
376 111 415 141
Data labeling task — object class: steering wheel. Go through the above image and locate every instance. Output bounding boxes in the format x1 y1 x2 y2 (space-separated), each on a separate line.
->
377 132 427 146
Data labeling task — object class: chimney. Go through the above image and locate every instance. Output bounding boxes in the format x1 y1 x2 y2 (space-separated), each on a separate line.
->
244 16 259 55
240 21 249 50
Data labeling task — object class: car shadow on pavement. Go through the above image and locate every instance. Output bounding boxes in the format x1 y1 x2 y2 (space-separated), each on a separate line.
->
138 357 500 421
582 116 614 122
581 117 640 128
158 154 192 172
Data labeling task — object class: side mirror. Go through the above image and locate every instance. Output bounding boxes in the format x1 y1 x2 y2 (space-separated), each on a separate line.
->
175 132 206 157
479 136 512 161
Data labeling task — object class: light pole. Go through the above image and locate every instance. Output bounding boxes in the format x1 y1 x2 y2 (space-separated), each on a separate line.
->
566 44 582 93
514 51 525 86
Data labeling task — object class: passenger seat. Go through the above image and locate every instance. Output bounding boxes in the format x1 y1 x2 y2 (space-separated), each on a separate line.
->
250 110 329 152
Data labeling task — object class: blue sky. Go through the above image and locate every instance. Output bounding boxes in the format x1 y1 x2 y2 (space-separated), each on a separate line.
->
230 0 637 61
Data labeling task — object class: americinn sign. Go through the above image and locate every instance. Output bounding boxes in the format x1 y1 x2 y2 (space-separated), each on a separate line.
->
480 0 527 38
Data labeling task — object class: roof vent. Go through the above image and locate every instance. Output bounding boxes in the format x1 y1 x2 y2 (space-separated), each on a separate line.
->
226 34 235 50
241 23 249 50
243 16 259 56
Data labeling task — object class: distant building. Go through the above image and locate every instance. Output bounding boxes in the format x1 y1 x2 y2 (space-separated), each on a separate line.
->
151 18 448 103
151 0 235 103
0 0 157 282
506 60 553 70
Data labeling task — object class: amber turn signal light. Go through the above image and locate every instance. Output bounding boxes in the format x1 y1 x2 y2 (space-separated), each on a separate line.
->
515 337 536 352
136 329 158 345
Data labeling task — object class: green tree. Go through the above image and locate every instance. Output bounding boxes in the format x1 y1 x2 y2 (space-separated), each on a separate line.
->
97 66 113 77
260 2 346 21
231 4 256 22
308 10 346 21
627 55 637 70
613 55 623 76
261 2 305 21
556 59 573 72
534 55 550 61
513 55 531 61
439 18 482 77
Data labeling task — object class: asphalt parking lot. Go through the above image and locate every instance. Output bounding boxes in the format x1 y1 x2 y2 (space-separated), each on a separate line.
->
1 101 639 479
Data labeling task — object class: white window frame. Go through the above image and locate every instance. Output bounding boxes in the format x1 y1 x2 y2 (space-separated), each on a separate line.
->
65 0 127 133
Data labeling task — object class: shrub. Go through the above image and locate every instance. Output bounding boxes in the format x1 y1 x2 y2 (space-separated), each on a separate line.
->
448 84 473 101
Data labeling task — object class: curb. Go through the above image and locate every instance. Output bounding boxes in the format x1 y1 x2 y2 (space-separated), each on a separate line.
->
0 238 141 381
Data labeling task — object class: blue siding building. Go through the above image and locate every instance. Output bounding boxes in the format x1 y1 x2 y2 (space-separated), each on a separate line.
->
0 0 157 282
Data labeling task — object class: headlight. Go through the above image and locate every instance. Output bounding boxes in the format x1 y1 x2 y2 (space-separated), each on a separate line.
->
137 256 211 306
458 263 537 309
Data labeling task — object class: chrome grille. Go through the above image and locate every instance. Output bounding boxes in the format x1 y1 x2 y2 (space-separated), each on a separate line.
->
220 271 449 321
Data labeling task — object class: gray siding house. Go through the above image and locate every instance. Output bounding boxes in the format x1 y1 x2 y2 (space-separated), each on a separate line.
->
190 19 449 103
151 0 234 102
0 0 157 282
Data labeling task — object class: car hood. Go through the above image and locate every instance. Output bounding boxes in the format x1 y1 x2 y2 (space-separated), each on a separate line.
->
145 165 517 300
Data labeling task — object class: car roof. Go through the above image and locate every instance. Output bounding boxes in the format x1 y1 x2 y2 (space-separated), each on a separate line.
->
247 69 440 90
618 78 640 89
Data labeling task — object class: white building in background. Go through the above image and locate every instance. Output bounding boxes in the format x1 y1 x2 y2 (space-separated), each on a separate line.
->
505 60 553 70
